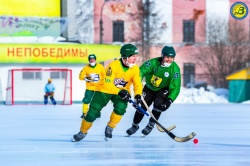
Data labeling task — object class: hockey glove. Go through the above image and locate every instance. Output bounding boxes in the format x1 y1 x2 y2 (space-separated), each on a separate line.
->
160 98 173 111
84 77 93 82
134 94 142 105
118 90 131 101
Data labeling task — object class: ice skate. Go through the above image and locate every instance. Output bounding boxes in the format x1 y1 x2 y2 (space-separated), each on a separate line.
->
125 124 139 137
141 122 155 137
44 96 48 105
104 125 113 141
72 131 86 142
50 97 56 105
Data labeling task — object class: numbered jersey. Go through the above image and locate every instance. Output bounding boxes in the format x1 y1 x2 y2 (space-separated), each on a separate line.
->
79 63 105 91
96 59 142 96
140 57 181 101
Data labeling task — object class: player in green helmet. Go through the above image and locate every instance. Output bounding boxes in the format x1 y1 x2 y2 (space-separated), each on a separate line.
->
73 44 143 142
79 54 105 118
126 46 181 137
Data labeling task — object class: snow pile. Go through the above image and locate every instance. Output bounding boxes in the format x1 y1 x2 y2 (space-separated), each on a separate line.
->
175 87 229 104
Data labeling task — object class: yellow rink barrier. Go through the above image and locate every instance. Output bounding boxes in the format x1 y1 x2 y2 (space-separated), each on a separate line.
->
0 43 121 64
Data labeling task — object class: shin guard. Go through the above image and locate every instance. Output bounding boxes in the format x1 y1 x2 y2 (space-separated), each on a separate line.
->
107 111 122 128
80 119 93 134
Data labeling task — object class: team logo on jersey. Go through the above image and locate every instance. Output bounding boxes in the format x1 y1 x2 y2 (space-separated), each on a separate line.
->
106 67 112 76
145 61 151 68
164 72 169 77
151 75 162 87
230 2 248 20
114 78 128 88
173 72 179 79
89 73 100 82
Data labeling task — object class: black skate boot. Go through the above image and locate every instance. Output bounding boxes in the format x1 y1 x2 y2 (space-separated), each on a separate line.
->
141 121 155 137
72 131 86 142
126 123 139 136
104 125 113 141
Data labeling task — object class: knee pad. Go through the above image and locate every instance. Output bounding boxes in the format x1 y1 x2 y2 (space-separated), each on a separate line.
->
49 92 54 97
113 102 127 115
153 97 164 110
82 96 92 104
85 104 102 122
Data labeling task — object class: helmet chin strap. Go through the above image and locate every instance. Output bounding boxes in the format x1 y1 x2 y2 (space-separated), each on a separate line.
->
161 62 172 67
122 58 135 68
89 62 96 66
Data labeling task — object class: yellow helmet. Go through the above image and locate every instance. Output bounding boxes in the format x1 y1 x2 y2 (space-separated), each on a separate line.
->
48 78 52 82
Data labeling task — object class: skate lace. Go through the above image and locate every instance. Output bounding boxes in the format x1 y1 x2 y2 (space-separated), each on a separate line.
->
144 125 153 132
106 126 113 134
77 131 85 137
130 125 138 132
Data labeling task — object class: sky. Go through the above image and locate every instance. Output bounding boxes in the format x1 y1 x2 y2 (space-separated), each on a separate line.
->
0 89 250 166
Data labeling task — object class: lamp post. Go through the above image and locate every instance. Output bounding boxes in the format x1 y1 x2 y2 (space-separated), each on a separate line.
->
99 0 108 44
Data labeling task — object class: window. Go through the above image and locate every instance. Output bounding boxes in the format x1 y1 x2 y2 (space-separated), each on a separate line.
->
183 20 195 43
35 72 42 79
22 72 34 79
61 71 67 79
50 71 67 79
113 21 124 42
50 72 60 79
22 71 41 80
183 63 195 87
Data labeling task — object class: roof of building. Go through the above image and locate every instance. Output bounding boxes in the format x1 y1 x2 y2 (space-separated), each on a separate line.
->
226 66 250 80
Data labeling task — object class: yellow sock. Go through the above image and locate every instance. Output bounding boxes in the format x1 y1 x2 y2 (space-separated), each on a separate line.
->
80 119 93 134
82 104 89 114
107 111 122 128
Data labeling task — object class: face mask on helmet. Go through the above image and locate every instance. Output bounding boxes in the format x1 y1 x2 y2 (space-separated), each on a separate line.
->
161 54 174 67
89 62 96 66
161 62 172 67
122 57 136 68
161 46 176 67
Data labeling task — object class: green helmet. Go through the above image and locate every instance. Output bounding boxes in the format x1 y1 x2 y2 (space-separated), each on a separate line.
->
161 46 176 58
88 54 96 61
120 44 138 58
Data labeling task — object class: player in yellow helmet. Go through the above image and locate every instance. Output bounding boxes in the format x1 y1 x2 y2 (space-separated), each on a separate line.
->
44 78 56 105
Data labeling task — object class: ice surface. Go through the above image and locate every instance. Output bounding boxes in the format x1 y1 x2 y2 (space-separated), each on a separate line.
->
0 102 250 166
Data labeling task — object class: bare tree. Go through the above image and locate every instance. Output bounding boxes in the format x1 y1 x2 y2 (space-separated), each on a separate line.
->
191 17 250 88
75 0 94 43
126 0 166 65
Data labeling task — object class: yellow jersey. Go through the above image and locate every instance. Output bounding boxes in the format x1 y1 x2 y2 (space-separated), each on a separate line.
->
79 63 105 91
96 59 142 96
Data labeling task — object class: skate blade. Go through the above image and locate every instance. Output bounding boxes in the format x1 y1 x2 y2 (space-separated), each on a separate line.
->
140 134 146 138
104 137 110 142
125 134 131 137
71 138 77 142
